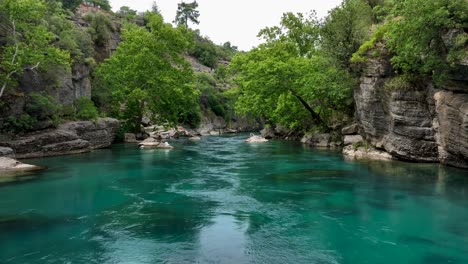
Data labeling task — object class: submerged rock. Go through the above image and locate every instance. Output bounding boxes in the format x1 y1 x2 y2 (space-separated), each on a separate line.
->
343 145 393 161
139 139 174 149
0 157 43 173
246 134 268 143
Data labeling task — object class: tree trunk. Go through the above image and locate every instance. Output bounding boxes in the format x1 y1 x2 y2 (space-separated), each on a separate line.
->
290 91 327 129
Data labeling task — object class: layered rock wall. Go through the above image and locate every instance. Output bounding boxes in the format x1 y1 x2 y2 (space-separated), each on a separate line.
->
355 57 468 168
0 118 119 159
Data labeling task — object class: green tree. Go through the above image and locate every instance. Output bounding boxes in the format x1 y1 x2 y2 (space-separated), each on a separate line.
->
385 0 468 80
117 6 137 21
258 12 321 58
95 13 199 132
0 0 70 98
174 1 200 28
231 14 355 130
321 0 373 69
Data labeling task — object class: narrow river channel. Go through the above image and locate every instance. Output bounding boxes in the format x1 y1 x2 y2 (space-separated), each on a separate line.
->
1 135 467 263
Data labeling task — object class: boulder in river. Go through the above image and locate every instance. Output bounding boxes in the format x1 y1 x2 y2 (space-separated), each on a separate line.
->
0 157 43 174
342 145 393 161
139 138 174 149
245 134 268 143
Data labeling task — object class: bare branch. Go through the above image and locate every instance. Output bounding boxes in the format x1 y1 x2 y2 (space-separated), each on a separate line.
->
10 20 18 65
25 62 41 72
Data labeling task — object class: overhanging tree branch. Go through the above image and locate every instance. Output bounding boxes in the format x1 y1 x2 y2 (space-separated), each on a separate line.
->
289 89 327 127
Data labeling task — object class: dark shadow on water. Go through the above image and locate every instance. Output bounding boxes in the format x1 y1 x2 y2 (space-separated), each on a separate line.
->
0 213 79 236
90 194 220 241
398 235 438 246
421 253 460 264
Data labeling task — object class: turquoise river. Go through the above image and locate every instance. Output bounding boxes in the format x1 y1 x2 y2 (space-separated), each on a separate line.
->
0 135 467 263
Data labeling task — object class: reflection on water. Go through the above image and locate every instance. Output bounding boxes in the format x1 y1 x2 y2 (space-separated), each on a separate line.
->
0 136 467 264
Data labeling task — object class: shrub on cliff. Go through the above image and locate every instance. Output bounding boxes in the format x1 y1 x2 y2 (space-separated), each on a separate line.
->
74 97 99 120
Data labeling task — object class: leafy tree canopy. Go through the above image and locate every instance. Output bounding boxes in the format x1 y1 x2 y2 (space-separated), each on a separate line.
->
95 13 199 132
231 13 355 130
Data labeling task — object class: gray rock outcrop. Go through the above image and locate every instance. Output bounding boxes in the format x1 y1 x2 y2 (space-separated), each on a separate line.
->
354 55 468 168
434 91 468 168
343 145 393 161
0 147 14 158
0 118 120 159
0 157 43 173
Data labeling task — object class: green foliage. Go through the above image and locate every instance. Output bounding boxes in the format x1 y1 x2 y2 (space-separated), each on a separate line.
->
321 0 373 69
230 12 356 130
351 24 388 63
117 6 137 21
231 40 355 130
196 73 228 119
0 0 71 97
353 140 371 150
190 33 219 68
95 13 199 132
174 1 200 28
25 92 63 122
258 12 321 58
74 97 99 120
84 11 114 47
214 65 228 82
385 0 468 81
47 7 95 61
188 31 239 68
0 114 37 134
383 74 426 91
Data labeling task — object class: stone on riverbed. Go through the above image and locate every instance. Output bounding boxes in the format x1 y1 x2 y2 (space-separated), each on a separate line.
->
0 157 43 173
342 145 393 161
139 138 174 149
245 134 268 143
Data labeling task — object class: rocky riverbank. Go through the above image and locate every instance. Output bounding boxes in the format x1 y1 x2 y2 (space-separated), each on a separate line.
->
0 118 120 159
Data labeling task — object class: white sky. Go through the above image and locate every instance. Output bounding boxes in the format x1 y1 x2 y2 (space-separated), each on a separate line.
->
109 0 343 51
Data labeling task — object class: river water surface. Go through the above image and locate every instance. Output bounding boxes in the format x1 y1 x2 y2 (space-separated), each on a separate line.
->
0 135 467 263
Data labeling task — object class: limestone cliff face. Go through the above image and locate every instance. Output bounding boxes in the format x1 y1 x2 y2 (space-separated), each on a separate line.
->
355 57 468 168
434 90 468 168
